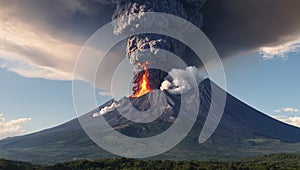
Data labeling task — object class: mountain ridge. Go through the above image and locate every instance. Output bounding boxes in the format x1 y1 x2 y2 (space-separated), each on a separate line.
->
1 79 300 164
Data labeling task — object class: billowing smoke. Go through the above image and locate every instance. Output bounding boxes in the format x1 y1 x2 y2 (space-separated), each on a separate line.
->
160 66 203 94
110 0 207 94
93 101 120 117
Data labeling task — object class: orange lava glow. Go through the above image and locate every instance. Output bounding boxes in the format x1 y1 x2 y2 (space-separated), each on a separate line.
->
130 62 152 98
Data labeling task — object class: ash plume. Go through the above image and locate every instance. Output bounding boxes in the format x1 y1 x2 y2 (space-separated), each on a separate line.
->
110 0 207 94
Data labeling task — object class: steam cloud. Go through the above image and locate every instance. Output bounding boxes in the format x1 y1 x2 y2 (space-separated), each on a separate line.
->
93 101 120 117
160 66 203 94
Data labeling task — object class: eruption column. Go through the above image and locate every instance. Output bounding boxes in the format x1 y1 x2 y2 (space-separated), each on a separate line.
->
111 0 207 95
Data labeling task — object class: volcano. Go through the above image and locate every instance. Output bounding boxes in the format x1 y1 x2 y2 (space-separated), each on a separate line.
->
1 79 300 164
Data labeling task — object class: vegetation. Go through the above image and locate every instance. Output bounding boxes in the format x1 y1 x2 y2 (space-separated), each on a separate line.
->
1 153 300 170
0 159 36 170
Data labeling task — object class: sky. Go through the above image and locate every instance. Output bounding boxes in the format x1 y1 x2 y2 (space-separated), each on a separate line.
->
0 0 300 139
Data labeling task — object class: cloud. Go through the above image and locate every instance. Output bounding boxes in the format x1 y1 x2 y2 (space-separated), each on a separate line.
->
0 5 79 80
0 0 114 44
92 102 120 117
282 107 299 113
272 115 300 127
0 1 129 97
274 107 299 113
160 66 203 94
0 114 31 139
274 109 281 113
260 38 300 59
202 0 300 58
1 0 300 96
98 90 112 97
0 0 114 81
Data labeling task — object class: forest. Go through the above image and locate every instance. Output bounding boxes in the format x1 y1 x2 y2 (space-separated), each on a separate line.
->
1 153 300 170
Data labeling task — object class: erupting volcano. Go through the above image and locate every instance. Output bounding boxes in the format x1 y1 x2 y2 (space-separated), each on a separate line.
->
130 62 153 98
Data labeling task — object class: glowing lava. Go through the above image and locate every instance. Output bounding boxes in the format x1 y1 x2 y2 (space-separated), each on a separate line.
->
130 62 152 98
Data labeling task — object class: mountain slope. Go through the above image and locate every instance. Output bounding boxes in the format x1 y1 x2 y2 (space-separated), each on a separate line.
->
0 79 300 164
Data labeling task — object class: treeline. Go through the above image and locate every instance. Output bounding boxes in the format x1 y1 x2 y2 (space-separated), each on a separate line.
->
1 153 300 170
0 159 36 170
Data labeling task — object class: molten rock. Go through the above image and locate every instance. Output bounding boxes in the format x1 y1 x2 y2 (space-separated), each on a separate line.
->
131 68 168 97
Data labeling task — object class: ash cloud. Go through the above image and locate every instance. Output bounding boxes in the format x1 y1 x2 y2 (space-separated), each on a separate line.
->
98 0 300 61
201 0 300 58
111 0 206 71
1 0 300 96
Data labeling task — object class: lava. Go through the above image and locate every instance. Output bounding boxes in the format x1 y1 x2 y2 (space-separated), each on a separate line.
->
130 62 152 98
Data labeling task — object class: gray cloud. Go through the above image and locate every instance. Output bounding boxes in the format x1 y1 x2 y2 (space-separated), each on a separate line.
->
92 0 300 59
0 39 58 68
111 0 206 71
1 0 300 93
0 0 114 46
201 0 300 58
2 0 299 65
0 0 115 81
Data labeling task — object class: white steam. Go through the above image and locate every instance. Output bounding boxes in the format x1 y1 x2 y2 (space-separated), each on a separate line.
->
160 66 203 94
92 102 120 117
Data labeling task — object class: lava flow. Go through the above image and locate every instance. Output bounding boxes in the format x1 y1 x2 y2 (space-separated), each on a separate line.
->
130 62 153 98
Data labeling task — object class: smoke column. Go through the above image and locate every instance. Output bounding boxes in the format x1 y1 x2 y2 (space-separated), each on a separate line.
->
111 0 207 94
